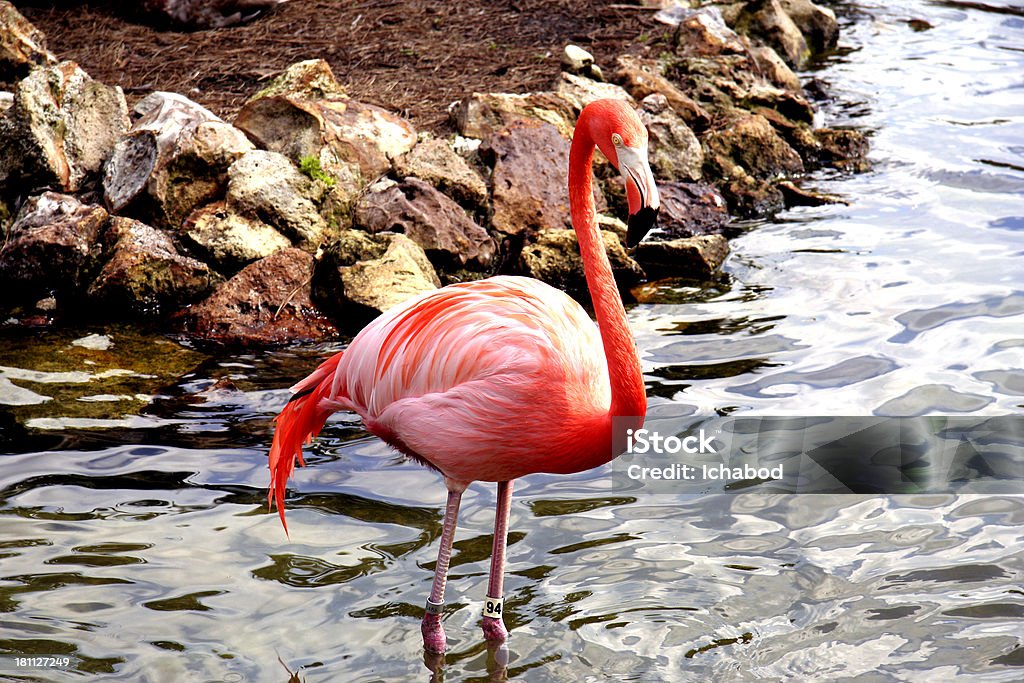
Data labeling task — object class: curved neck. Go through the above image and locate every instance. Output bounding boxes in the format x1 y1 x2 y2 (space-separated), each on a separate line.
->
568 122 646 420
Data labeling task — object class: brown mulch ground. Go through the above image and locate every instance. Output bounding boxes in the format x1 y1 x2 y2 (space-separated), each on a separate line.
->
17 0 664 132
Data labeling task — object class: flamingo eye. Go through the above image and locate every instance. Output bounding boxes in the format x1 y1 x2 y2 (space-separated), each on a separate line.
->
611 133 623 147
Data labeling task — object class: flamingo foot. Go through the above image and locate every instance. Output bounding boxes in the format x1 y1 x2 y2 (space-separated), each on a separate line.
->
481 615 508 642
421 612 447 653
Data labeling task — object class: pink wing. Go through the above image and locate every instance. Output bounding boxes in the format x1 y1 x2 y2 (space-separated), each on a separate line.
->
331 275 613 484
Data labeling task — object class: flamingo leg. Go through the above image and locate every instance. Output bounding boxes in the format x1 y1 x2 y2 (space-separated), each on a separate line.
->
422 487 463 654
481 479 514 642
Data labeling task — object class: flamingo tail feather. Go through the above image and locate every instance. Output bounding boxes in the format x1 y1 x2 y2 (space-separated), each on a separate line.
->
268 352 345 535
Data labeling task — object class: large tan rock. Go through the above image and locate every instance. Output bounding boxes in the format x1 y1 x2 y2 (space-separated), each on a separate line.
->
516 229 644 300
703 112 804 180
639 94 704 182
225 150 330 250
779 0 838 53
0 61 128 193
452 91 578 140
314 232 440 326
183 202 291 273
235 60 416 184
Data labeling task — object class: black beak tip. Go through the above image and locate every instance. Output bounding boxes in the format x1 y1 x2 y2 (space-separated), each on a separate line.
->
626 207 659 248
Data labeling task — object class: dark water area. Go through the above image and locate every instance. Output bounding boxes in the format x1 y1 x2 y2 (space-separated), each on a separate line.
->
2 1 1023 681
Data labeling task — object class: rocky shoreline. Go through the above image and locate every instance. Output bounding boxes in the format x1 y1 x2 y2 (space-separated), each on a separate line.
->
0 0 867 345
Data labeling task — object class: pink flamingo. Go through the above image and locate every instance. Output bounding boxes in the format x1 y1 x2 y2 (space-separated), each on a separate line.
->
268 98 659 654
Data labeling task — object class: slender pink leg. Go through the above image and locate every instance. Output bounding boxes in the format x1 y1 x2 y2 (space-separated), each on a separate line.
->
481 479 514 641
422 487 462 654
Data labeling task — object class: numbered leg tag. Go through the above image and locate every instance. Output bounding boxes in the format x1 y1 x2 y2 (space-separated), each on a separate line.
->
483 595 503 618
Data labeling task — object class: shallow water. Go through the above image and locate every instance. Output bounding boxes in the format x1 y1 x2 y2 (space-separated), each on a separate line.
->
2 1 1023 681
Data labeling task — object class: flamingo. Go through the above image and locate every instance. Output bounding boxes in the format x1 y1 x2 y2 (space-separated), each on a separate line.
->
268 98 660 654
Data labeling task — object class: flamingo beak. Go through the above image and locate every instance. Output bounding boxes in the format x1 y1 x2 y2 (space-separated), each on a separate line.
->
617 145 660 248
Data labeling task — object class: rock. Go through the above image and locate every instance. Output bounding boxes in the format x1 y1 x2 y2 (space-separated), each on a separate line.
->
703 112 804 180
393 135 488 209
742 83 814 124
226 150 331 249
182 201 292 273
251 58 347 100
315 232 440 325
103 91 253 229
452 91 578 140
717 170 786 217
235 74 416 182
353 178 495 270
639 94 704 182
776 180 844 207
733 0 810 68
516 229 644 299
485 119 605 237
674 7 747 57
141 0 287 30
0 192 107 309
649 181 730 239
554 72 634 114
88 216 215 316
779 0 838 53
0 1 57 79
0 61 128 193
613 55 711 131
634 234 729 280
812 128 871 173
748 45 802 91
561 44 604 81
182 247 338 345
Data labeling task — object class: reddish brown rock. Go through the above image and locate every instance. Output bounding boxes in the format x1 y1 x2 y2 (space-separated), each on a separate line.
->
675 8 748 57
0 192 107 308
87 217 216 316
353 178 495 270
651 182 730 239
485 119 605 237
182 247 338 345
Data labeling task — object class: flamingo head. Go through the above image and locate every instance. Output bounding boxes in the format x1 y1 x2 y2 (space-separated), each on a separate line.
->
587 99 661 247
